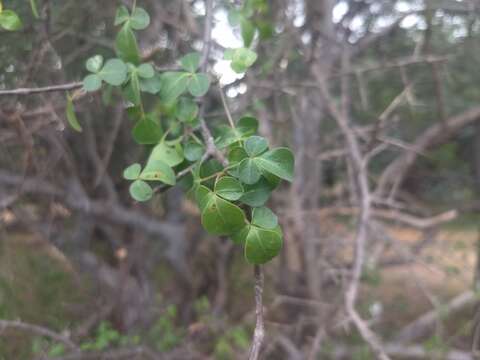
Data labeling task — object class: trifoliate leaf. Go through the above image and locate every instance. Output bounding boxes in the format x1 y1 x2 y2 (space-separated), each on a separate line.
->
83 74 102 92
238 158 261 185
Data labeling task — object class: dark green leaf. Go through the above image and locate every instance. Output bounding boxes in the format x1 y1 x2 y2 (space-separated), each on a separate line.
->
254 147 294 182
240 178 272 207
187 73 210 97
116 23 140 64
238 158 261 185
231 225 250 245
215 176 243 201
237 116 258 136
129 179 153 202
99 59 128 86
201 195 246 235
244 225 283 264
132 118 162 144
130 7 150 30
83 74 102 92
244 136 268 157
66 94 82 132
0 10 22 31
252 206 278 229
123 163 141 180
140 159 176 185
228 146 248 165
86 55 104 73
180 52 201 73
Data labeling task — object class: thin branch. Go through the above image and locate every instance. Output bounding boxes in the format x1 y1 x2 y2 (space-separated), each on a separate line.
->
0 320 78 350
218 83 235 128
0 82 82 96
248 265 265 360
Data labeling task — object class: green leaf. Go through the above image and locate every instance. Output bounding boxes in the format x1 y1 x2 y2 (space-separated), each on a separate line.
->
123 71 141 105
228 146 248 165
195 185 213 212
150 142 184 167
176 97 199 123
30 0 39 19
237 116 258 135
137 63 154 78
201 195 246 235
160 72 190 103
129 180 153 202
0 10 22 31
241 18 255 47
140 73 162 94
99 59 128 86
254 148 294 182
123 163 141 180
83 74 102 92
225 48 257 73
238 158 261 185
115 5 130 26
240 178 272 207
187 73 210 97
244 225 283 264
184 142 204 161
231 225 250 245
228 9 241 26
116 24 140 64
132 118 162 144
244 136 268 157
215 176 243 201
252 206 278 229
180 52 201 73
215 127 242 149
66 94 82 132
86 55 104 73
130 7 150 30
140 159 176 185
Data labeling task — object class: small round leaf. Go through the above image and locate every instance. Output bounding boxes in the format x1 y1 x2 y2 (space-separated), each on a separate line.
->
86 55 104 73
129 180 153 202
123 163 141 180
83 74 102 92
99 59 128 86
252 206 278 229
130 7 150 30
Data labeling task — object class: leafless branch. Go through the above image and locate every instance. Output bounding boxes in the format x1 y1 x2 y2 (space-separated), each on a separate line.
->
0 82 82 96
248 265 265 360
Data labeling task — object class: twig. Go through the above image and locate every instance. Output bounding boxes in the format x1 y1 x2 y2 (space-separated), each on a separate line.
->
0 319 77 350
0 82 82 96
218 84 235 128
248 265 265 360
